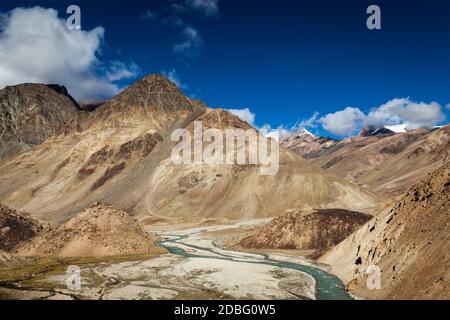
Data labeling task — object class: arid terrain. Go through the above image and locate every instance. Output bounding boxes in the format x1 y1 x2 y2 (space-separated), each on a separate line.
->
284 126 449 197
0 74 448 300
319 162 450 299
0 75 376 227
231 208 372 259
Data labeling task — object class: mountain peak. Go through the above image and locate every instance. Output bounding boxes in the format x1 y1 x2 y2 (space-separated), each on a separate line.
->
358 126 395 137
99 73 197 118
138 74 179 90
297 128 317 138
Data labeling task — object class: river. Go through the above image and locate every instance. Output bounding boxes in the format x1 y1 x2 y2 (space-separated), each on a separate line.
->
155 221 352 300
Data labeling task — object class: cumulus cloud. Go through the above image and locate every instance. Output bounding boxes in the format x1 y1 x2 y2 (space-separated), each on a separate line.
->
186 0 219 17
226 108 256 126
364 98 444 128
162 68 187 89
318 107 365 136
318 98 446 136
0 7 139 101
173 26 202 56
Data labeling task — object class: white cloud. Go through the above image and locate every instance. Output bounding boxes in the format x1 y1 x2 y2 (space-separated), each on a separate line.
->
262 112 320 140
226 108 256 126
318 98 446 136
318 107 365 136
0 7 139 100
162 69 187 89
186 0 219 17
364 98 444 128
173 26 202 56
226 108 320 140
106 61 139 82
446 103 450 110
292 112 319 131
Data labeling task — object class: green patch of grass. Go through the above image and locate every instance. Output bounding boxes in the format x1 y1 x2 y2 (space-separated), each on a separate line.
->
0 252 163 289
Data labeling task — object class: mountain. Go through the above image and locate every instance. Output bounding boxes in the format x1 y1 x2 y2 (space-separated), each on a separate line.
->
282 128 337 157
233 208 372 258
0 83 80 160
0 204 44 252
283 126 450 196
384 124 408 133
0 74 377 225
358 126 395 137
319 162 450 299
16 202 164 257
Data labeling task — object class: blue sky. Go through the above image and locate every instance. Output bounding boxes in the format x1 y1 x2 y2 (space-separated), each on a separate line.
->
0 0 449 137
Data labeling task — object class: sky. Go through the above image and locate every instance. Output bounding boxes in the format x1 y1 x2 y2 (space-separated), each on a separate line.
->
0 0 449 137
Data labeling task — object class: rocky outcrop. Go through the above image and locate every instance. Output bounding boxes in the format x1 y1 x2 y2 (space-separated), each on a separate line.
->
235 208 372 257
319 162 450 299
0 204 44 251
16 203 164 257
0 83 80 160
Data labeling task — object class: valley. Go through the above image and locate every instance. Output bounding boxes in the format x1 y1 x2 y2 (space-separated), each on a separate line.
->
0 219 350 300
0 74 448 300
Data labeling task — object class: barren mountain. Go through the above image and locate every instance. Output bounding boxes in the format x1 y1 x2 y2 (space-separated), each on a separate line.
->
0 74 377 225
319 162 450 299
0 204 44 251
234 208 372 258
284 126 449 196
0 83 80 160
282 129 337 157
16 202 163 257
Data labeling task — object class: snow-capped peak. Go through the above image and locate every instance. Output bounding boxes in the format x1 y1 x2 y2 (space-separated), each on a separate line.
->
297 128 317 138
384 124 408 133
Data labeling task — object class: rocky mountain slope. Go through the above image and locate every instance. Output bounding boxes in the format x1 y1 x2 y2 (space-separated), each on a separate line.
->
283 126 449 196
0 204 44 251
282 129 337 157
234 208 372 258
0 250 12 265
0 83 80 160
16 203 163 257
0 74 377 225
319 162 450 299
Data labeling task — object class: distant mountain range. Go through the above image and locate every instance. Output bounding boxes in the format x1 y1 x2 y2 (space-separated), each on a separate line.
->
282 124 449 196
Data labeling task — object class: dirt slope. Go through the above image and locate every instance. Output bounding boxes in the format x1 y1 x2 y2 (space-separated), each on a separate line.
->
16 203 163 257
234 208 372 257
0 204 44 251
319 163 450 299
